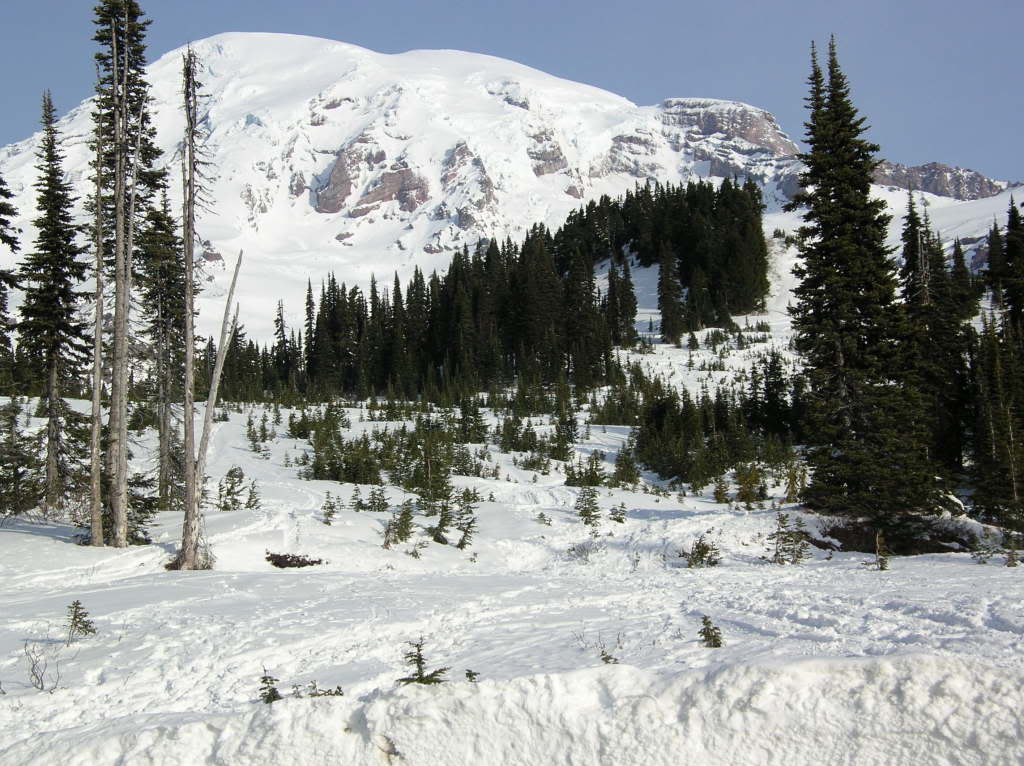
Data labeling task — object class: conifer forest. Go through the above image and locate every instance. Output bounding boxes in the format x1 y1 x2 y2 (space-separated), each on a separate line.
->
0 3 1022 764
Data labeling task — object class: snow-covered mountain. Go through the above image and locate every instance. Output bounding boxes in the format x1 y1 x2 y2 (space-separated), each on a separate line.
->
0 32 1014 336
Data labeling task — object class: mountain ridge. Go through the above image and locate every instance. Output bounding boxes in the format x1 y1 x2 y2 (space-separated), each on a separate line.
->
0 32 1013 337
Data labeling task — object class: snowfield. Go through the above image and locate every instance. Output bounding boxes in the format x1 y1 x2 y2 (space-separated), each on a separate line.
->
3 314 1024 764
1 32 1022 757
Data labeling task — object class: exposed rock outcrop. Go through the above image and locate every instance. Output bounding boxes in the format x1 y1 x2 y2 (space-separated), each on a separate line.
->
315 133 387 214
873 160 1007 201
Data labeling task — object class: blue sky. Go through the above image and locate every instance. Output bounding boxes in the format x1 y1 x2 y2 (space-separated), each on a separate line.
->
2 0 1021 179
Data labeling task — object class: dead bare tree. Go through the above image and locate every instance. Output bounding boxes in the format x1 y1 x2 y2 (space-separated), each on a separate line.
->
171 48 241 570
89 92 105 547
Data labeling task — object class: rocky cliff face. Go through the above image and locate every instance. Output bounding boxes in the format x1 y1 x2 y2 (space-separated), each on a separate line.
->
874 160 1008 201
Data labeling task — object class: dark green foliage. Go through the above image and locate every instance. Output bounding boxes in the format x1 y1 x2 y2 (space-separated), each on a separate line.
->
786 40 947 538
217 466 246 511
767 512 811 564
91 0 164 231
397 637 449 686
609 502 627 523
683 534 721 568
350 486 366 512
0 170 18 394
575 486 601 529
454 490 478 550
565 451 607 487
0 399 39 516
0 170 18 262
427 501 454 545
699 616 723 648
216 177 767 404
465 669 480 682
367 485 389 513
657 242 685 345
320 492 338 525
244 480 261 511
259 669 282 704
17 92 89 514
969 315 1024 529
137 188 188 512
65 600 97 645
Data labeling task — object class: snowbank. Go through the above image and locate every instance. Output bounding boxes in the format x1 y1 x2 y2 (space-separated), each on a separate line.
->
4 655 1019 765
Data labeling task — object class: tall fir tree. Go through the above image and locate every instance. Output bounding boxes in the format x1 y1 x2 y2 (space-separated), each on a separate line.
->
91 0 163 546
1003 199 1024 330
137 187 187 512
17 92 89 515
0 170 18 394
657 242 684 345
786 39 945 541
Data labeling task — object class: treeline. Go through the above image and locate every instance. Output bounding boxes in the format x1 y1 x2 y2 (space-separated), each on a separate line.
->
214 178 770 403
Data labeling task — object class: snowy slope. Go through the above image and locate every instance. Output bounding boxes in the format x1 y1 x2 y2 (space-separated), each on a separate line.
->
1 394 1023 765
0 33 802 338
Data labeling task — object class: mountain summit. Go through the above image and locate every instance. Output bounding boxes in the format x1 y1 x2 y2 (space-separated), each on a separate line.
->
0 33 1010 334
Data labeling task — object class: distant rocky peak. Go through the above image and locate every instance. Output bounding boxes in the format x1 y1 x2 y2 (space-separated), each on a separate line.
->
873 160 1008 201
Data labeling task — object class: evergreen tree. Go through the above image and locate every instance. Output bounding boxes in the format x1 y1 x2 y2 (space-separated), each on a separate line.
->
0 170 19 394
0 399 38 517
1004 199 1024 329
92 0 163 547
17 92 89 516
217 466 246 512
971 314 1024 528
698 615 723 648
258 669 282 703
786 39 944 540
137 188 187 512
397 637 449 685
64 599 97 646
320 491 338 524
657 242 685 344
575 485 601 530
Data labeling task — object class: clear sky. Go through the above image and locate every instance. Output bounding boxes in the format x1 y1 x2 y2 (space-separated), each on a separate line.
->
2 0 1021 180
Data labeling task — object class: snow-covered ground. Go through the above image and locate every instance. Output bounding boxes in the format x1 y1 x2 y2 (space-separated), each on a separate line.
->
3 154 1023 762
3 307 1023 764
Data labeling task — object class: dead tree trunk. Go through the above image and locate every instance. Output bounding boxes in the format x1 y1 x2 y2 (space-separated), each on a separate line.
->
107 21 130 547
177 46 200 569
196 261 242 486
89 109 105 546
173 48 242 571
175 253 241 570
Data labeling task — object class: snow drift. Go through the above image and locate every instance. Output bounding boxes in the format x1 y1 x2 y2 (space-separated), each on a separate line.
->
3 656 1019 765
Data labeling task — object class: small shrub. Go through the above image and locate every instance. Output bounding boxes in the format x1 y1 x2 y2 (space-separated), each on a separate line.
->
699 615 723 648
682 534 721 568
64 600 97 646
397 637 449 686
259 669 282 704
609 503 627 523
292 680 344 698
321 492 338 525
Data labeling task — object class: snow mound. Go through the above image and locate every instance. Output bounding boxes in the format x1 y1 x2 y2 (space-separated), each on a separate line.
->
4 656 1019 765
